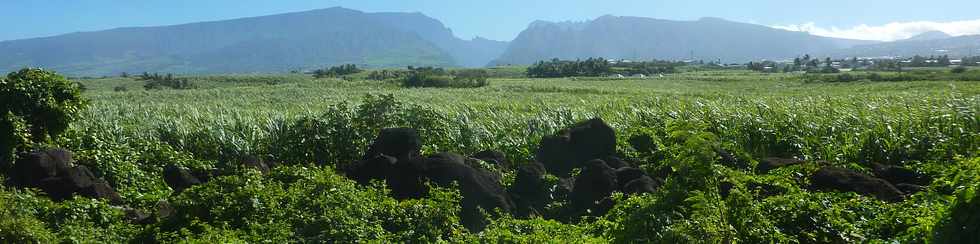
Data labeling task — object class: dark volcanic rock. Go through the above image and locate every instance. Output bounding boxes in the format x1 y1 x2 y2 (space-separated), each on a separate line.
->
623 176 659 195
810 167 905 202
35 165 122 203
601 156 629 169
536 118 617 177
628 134 656 153
555 177 575 201
163 165 202 193
614 167 647 190
347 154 398 185
747 182 788 198
719 181 735 198
895 183 926 195
756 157 805 174
36 165 96 200
11 149 74 187
716 148 750 169
569 159 618 214
566 119 617 167
78 182 124 204
364 128 422 162
509 161 550 217
242 155 270 174
471 150 510 169
536 135 574 176
422 152 514 231
125 208 155 225
872 163 932 187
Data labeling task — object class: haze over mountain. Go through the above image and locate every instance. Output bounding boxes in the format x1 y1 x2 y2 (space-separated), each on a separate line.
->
0 7 507 76
902 31 953 42
823 34 980 58
491 16 878 65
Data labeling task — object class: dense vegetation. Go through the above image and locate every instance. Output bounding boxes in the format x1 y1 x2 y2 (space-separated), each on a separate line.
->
527 58 612 78
312 64 362 79
0 68 87 168
528 58 686 78
139 73 195 90
1 66 978 242
401 66 489 88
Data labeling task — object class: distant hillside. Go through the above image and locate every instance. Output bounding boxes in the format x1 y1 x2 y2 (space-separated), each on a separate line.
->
902 31 953 42
825 35 980 58
0 7 507 76
368 12 509 67
491 16 877 65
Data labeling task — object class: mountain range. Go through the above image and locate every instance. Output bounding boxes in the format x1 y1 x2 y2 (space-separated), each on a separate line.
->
821 32 980 58
0 7 505 76
0 7 972 76
490 16 877 65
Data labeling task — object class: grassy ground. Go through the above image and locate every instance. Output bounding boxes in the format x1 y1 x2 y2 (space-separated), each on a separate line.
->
2 69 977 242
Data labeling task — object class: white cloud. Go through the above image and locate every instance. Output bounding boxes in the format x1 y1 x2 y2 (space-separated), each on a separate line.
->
772 19 980 41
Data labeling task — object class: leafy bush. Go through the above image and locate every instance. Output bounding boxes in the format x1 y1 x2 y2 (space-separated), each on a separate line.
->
0 113 30 171
0 183 137 243
931 184 980 243
313 64 362 78
148 166 466 243
527 57 611 78
951 66 968 74
1 68 87 141
619 60 685 75
0 187 56 243
399 66 488 88
139 73 194 90
835 73 858 82
450 69 489 87
0 68 87 168
931 158 980 243
472 216 606 243
367 69 409 81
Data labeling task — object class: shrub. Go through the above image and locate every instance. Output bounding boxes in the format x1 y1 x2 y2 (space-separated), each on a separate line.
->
836 73 857 82
149 167 466 242
931 184 980 243
0 113 30 172
951 66 968 74
367 70 408 81
313 64 361 78
139 73 194 90
472 216 606 243
401 66 450 88
400 67 490 88
0 187 56 243
451 69 489 87
820 66 841 74
931 158 980 243
0 68 87 161
527 57 611 78
113 86 128 92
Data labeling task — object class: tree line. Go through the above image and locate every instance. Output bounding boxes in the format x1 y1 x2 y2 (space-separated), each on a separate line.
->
313 64 362 78
527 58 612 78
527 57 685 78
138 72 194 90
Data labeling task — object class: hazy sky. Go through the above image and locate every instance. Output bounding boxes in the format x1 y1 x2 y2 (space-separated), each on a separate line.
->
3 0 980 42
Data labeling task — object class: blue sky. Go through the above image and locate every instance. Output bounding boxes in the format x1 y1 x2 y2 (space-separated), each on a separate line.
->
3 0 980 42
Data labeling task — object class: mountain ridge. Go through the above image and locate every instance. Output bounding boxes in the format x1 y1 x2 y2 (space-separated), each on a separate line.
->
0 7 506 76
491 15 878 65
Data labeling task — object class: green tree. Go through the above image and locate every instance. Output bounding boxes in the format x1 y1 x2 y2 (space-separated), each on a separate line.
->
0 68 87 168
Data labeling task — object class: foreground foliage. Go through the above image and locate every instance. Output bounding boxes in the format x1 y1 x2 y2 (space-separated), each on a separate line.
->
1 69 979 242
